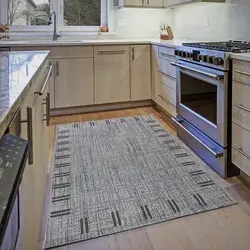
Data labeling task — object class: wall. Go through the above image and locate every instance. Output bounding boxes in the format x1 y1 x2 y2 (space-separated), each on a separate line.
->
172 0 250 41
110 4 173 38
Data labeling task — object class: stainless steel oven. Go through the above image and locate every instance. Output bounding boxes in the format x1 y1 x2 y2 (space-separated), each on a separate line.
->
174 60 228 147
171 44 240 178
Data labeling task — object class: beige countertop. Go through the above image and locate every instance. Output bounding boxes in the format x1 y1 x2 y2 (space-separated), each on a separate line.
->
0 38 196 48
0 51 49 137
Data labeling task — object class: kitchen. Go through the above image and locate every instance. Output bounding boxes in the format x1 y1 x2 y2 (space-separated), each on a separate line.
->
0 0 250 250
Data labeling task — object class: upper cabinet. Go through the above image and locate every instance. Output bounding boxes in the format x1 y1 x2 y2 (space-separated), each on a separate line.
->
115 0 164 8
164 0 225 7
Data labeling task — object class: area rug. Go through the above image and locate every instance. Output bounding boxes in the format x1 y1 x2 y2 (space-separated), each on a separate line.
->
45 115 237 249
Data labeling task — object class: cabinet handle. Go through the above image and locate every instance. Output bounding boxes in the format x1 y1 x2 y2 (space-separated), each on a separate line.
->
233 103 250 113
234 146 250 160
35 64 53 96
234 69 250 77
132 47 135 61
21 107 33 165
56 61 59 76
98 50 127 55
43 93 50 126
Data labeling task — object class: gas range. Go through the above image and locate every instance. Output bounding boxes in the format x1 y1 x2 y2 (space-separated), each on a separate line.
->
175 40 250 71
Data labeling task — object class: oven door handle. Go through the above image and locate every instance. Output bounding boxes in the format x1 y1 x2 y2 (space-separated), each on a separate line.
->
172 117 224 158
171 62 224 80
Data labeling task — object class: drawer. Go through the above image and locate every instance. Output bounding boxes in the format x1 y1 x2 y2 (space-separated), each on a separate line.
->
12 46 94 58
233 59 250 85
158 57 176 79
232 147 250 176
232 123 250 157
159 72 176 90
158 46 176 57
233 80 250 110
156 93 177 117
157 82 176 107
232 105 250 131
50 46 93 58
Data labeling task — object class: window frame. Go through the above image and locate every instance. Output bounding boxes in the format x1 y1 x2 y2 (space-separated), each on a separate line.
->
0 0 109 33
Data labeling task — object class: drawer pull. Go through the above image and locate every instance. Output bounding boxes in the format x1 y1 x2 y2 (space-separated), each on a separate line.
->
234 70 250 77
234 146 250 160
35 64 53 96
233 103 250 113
98 50 127 55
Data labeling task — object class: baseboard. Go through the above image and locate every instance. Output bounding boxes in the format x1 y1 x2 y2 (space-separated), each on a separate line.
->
51 100 153 117
238 171 250 188
152 103 176 130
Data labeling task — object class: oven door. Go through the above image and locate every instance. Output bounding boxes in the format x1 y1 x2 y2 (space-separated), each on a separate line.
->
172 61 228 147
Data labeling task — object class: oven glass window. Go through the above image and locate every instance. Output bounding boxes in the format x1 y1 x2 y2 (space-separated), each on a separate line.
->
180 73 217 125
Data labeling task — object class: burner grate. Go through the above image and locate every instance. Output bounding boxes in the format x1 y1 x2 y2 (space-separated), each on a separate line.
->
183 40 250 53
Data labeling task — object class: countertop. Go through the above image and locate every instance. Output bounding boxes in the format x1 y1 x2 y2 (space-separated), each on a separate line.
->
0 51 50 137
0 38 196 48
231 53 250 62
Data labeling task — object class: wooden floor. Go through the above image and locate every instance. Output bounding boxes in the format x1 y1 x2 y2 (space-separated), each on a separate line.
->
41 107 250 250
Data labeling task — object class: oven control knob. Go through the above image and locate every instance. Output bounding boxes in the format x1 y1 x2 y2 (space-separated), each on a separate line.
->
208 56 214 63
201 55 208 62
197 54 202 61
213 57 224 65
174 49 179 56
187 52 193 58
182 51 187 58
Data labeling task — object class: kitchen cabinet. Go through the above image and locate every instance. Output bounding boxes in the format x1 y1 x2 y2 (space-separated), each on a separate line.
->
116 0 164 8
131 45 151 101
152 45 177 117
94 45 130 104
164 0 224 7
54 58 94 108
20 62 51 250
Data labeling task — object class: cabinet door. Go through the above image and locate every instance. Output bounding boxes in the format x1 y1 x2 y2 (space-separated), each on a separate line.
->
94 46 130 104
20 97 43 250
131 45 151 101
54 58 94 108
148 0 164 7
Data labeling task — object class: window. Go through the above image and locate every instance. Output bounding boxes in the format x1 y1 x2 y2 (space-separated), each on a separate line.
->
64 0 101 26
8 0 50 26
0 0 108 32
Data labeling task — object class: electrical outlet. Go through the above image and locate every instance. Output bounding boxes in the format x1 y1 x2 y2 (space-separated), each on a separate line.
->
117 19 126 27
204 16 210 27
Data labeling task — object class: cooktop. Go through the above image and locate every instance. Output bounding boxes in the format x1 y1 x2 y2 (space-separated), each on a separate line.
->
182 40 250 53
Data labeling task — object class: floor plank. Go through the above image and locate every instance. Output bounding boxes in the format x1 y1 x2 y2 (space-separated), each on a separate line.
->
45 107 250 250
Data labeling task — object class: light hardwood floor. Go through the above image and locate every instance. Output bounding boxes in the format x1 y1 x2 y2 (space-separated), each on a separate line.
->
41 107 250 250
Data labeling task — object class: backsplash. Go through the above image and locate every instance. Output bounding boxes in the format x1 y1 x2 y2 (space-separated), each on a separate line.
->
110 6 172 38
172 0 250 41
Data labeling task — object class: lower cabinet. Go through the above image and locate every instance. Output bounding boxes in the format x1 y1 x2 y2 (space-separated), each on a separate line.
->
20 62 51 250
131 45 151 101
54 58 94 108
94 45 130 104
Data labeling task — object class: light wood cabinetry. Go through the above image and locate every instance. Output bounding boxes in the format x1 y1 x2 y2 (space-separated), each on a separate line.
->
232 59 250 176
94 45 130 104
20 62 51 250
131 45 151 101
116 0 164 8
54 58 94 108
152 45 177 117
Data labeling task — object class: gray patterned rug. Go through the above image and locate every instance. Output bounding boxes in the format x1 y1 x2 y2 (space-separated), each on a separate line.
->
45 116 236 249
